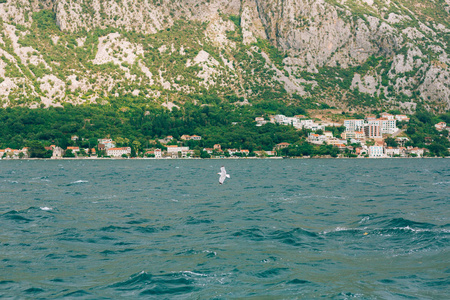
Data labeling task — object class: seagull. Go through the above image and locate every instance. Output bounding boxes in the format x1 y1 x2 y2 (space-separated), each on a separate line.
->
218 166 230 184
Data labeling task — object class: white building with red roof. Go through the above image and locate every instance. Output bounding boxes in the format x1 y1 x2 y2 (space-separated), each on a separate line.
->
107 147 131 157
435 122 447 131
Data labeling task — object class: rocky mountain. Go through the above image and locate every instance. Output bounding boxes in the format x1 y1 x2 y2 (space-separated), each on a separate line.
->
0 0 448 112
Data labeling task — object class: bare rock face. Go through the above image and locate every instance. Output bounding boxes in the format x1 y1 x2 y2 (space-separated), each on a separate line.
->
250 0 403 68
0 0 52 26
241 0 267 45
0 0 448 109
246 0 449 108
52 0 240 34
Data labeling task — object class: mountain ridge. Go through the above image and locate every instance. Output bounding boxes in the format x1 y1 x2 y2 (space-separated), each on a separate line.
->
0 0 448 112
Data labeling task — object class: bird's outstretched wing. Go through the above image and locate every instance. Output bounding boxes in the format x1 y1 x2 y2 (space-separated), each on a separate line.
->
218 166 229 184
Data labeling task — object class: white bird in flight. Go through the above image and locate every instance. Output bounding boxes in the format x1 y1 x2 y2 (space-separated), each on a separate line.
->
218 166 230 184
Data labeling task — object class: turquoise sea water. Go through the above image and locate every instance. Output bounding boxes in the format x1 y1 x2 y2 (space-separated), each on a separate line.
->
0 159 449 299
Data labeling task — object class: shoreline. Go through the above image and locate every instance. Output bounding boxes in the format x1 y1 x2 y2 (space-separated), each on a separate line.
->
1 156 448 161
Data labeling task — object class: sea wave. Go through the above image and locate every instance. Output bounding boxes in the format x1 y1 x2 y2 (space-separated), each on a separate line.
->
110 271 196 296
67 180 88 186
1 210 32 222
433 181 450 185
233 227 319 247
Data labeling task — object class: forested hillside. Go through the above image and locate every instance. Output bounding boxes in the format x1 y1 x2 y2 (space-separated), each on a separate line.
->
1 99 449 157
0 0 449 155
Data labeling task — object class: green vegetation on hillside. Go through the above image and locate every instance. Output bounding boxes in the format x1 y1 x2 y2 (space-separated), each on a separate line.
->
0 97 308 153
7 10 294 107
404 108 450 156
0 101 448 157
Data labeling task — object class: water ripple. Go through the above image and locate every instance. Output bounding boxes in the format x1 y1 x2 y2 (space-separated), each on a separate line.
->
0 159 448 299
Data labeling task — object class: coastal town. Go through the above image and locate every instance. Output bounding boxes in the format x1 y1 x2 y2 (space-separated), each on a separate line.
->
1 112 449 159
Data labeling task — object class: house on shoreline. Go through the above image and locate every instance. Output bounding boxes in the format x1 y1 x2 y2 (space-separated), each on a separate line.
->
0 148 28 159
106 147 131 157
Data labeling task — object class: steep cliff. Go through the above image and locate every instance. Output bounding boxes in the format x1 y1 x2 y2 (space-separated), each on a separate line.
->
250 0 450 110
0 0 448 111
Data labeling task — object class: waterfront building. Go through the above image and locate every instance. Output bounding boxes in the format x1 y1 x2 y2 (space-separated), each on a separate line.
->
52 147 64 158
407 147 425 157
106 147 131 157
227 149 238 155
203 148 214 154
0 148 28 159
369 146 385 158
66 146 80 153
254 150 275 157
356 147 368 156
166 145 190 158
385 147 401 157
146 149 162 158
240 149 250 156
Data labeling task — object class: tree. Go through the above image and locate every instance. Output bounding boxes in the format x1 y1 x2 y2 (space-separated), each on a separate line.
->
64 149 75 158
406 126 415 135
385 137 398 147
115 137 125 145
79 148 86 156
132 140 141 154
428 143 449 157
200 150 210 158
28 141 49 158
